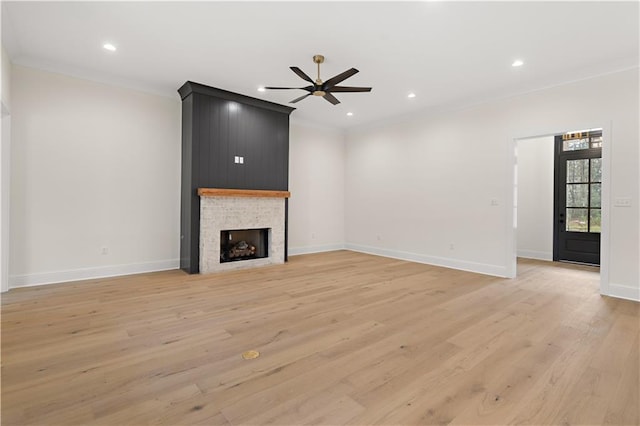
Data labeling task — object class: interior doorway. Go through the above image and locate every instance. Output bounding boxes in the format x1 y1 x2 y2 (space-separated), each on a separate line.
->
511 125 608 295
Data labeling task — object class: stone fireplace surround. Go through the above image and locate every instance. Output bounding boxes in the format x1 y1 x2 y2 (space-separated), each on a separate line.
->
198 188 289 274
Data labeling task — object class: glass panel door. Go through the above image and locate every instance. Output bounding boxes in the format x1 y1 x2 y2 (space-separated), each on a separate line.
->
554 130 602 265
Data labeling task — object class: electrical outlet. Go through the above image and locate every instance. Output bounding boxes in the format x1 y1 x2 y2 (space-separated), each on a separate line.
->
101 247 109 255
449 243 455 250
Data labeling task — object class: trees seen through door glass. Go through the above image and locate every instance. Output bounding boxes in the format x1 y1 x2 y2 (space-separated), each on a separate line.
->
565 157 601 233
563 137 589 151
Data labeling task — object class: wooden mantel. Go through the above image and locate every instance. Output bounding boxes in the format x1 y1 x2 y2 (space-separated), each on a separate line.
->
197 188 290 198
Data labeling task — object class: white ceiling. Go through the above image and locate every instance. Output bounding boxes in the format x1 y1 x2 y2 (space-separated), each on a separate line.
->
2 1 639 129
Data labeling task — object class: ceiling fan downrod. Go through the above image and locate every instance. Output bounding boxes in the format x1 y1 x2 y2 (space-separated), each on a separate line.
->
313 55 325 96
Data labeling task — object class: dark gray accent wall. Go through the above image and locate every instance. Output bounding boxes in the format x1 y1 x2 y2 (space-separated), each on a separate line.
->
179 82 295 273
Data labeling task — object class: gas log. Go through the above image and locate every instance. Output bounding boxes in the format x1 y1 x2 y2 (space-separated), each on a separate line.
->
227 241 256 259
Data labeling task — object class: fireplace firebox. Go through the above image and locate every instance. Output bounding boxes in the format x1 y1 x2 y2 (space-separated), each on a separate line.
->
220 228 269 263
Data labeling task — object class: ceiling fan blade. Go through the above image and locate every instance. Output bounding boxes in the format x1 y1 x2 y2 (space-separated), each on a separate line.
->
290 67 314 84
323 92 340 105
290 93 311 103
328 86 372 93
323 68 359 90
265 86 314 92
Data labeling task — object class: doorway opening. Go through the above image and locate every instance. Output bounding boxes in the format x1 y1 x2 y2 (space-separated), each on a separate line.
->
512 126 608 295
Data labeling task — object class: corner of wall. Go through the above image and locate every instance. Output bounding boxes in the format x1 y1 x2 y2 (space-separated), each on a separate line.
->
0 43 11 293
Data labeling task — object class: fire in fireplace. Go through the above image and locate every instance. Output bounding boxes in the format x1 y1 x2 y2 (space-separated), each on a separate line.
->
220 228 269 263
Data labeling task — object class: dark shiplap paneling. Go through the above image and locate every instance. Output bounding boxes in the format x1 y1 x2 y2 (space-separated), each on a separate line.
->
179 82 294 273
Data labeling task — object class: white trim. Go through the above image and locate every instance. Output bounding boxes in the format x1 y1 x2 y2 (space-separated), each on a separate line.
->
606 283 640 302
517 250 553 261
345 243 509 278
12 60 178 101
599 124 612 297
506 139 518 278
1 108 10 293
348 67 639 135
9 259 179 289
288 243 346 256
510 122 612 297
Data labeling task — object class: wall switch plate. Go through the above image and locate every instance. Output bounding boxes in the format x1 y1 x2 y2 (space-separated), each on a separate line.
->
234 156 239 164
239 157 244 164
614 197 632 207
490 198 499 206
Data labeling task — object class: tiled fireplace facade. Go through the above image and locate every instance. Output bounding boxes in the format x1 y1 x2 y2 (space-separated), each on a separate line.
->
199 190 287 274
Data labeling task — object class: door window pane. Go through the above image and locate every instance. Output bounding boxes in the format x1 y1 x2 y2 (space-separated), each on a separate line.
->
590 158 602 182
566 208 588 232
567 159 589 183
590 183 601 208
590 209 601 233
566 184 588 207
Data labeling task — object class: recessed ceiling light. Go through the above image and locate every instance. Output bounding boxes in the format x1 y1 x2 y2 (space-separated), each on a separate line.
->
408 93 416 98
512 59 524 67
103 43 117 52
257 86 266 92
346 112 353 116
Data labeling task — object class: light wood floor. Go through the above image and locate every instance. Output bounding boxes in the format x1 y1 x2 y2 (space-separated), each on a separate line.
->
2 251 638 425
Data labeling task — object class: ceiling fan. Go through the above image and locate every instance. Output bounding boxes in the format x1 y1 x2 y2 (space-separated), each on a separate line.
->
264 55 372 105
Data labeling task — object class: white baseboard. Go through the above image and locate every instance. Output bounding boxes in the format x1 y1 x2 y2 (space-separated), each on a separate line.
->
9 259 180 289
288 243 346 256
517 249 553 261
345 243 509 278
606 282 640 302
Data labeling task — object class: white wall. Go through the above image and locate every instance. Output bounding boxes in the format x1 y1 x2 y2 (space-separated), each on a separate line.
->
346 68 639 301
1 44 12 292
288 121 345 255
10 65 181 287
516 136 554 261
9 63 639 302
8 65 347 287
2 45 11 108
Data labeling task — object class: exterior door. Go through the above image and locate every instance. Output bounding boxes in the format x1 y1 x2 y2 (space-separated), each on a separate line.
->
554 130 602 265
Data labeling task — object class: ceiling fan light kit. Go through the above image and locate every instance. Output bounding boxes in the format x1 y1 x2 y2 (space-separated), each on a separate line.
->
264 54 372 105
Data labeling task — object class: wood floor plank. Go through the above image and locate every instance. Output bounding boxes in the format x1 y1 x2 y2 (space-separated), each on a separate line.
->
1 252 638 425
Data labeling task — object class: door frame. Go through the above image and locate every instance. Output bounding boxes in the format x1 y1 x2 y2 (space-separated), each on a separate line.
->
506 122 611 297
553 136 602 265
